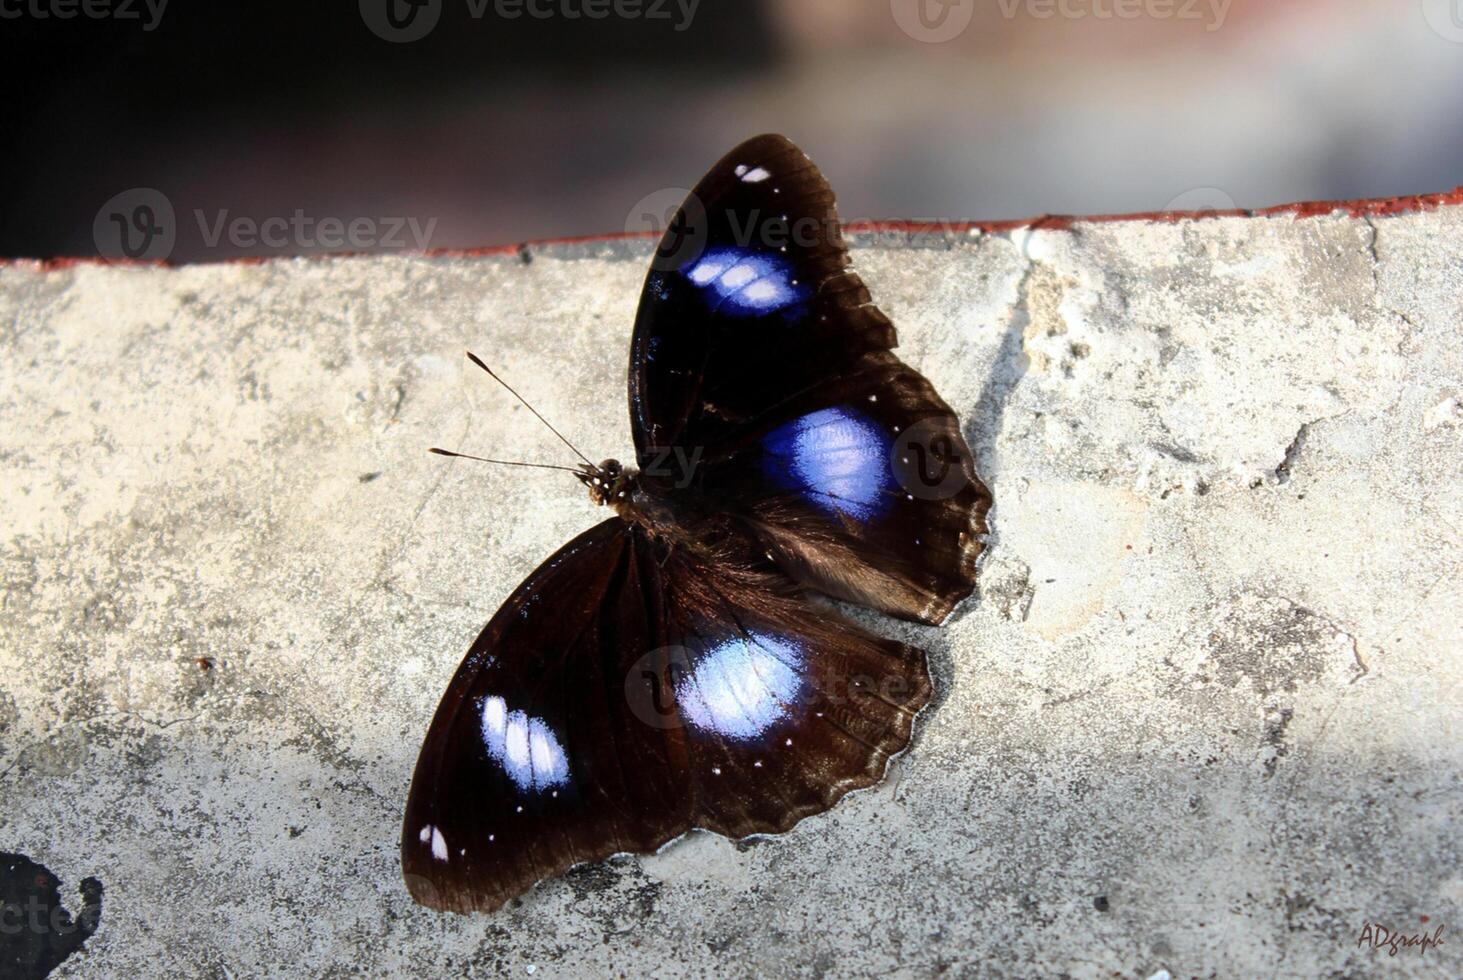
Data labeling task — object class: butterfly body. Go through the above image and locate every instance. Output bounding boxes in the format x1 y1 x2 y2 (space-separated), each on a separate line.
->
574 459 714 558
575 458 635 509
402 135 991 913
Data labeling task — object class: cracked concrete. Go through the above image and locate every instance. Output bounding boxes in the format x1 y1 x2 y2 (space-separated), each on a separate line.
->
1 201 1461 977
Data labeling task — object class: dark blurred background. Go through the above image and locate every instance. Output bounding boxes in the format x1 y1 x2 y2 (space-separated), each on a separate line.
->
3 0 1461 262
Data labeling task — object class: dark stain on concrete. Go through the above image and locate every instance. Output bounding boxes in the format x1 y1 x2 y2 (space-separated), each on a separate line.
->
1200 593 1357 697
1262 705 1295 778
0 852 103 979
561 861 620 900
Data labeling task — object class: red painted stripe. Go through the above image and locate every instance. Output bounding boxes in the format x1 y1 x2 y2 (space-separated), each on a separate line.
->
10 186 1463 270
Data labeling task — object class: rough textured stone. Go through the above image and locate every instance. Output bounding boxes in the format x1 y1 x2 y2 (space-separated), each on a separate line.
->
1 202 1460 978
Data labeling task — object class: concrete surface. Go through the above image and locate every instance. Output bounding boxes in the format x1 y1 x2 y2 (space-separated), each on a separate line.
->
1 203 1460 978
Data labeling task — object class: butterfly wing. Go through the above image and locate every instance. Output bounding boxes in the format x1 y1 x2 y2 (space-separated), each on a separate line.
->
400 517 929 913
628 134 990 624
652 536 930 841
401 518 671 913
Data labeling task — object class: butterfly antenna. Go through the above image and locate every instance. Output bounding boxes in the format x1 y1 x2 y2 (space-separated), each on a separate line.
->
428 448 582 473
464 351 595 467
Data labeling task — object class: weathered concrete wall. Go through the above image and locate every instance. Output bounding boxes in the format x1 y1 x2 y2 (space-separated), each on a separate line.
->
1 203 1459 977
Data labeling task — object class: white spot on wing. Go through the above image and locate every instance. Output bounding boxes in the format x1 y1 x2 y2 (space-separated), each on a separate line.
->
529 717 569 787
760 406 893 520
430 826 448 862
688 253 734 286
482 696 506 742
683 247 810 315
504 714 530 774
740 279 783 304
675 632 803 740
719 263 757 290
480 695 570 793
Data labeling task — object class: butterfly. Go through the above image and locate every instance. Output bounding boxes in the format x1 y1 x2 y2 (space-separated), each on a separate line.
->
401 134 992 913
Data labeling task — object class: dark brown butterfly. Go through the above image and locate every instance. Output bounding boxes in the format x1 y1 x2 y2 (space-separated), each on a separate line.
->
401 134 992 913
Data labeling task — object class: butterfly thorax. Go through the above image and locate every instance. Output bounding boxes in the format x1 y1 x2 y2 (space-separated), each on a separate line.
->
578 458 718 553
577 459 638 511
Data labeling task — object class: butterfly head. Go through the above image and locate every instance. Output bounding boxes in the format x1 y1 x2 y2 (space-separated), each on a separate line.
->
577 458 636 507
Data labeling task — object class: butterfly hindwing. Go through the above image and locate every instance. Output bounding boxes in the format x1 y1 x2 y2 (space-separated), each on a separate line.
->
629 134 991 624
401 518 930 913
654 537 931 839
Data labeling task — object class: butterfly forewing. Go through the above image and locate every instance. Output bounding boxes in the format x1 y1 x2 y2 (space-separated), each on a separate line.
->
630 135 895 460
628 134 991 623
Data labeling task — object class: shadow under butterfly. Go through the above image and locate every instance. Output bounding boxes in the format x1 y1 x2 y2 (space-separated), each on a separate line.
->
401 134 992 913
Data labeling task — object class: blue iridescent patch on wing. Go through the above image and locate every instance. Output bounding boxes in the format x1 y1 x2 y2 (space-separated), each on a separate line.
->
674 631 804 741
681 247 810 317
479 695 570 794
760 406 894 521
